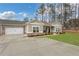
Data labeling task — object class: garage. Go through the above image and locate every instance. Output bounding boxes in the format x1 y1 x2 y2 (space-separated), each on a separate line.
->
5 27 24 35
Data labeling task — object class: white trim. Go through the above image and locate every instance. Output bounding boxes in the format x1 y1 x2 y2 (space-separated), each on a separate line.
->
32 25 40 28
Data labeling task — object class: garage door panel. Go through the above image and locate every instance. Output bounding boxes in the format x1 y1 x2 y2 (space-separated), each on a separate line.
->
5 28 24 35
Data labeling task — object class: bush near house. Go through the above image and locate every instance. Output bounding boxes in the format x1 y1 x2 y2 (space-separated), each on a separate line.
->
47 32 79 46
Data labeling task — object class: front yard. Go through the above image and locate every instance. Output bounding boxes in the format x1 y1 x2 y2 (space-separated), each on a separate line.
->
47 32 79 46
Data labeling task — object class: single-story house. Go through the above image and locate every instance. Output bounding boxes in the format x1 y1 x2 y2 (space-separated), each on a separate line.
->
0 19 62 36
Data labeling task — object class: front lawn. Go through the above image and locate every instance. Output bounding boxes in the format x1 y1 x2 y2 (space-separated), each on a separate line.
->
47 32 79 46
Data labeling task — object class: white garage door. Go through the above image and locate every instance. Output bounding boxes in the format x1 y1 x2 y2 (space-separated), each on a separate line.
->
5 27 24 35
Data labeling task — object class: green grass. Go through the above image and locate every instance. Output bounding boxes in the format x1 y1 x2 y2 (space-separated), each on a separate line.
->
47 32 79 46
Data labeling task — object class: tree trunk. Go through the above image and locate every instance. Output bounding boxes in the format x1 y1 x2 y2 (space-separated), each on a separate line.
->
42 14 43 21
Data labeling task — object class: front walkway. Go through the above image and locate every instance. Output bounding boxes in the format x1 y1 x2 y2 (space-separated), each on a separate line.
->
0 35 79 56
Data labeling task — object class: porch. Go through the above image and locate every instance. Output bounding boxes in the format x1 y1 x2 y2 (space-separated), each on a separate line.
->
43 26 54 34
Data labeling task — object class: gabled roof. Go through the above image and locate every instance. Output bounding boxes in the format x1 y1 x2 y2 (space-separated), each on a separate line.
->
26 20 51 26
42 21 52 26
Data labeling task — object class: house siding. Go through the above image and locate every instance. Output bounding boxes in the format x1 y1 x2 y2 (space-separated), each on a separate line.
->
25 24 33 33
26 24 43 34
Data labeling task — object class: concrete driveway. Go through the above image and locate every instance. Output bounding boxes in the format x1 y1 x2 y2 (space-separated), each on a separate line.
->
0 35 79 56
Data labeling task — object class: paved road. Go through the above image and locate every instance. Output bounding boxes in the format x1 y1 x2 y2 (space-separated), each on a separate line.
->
0 35 79 56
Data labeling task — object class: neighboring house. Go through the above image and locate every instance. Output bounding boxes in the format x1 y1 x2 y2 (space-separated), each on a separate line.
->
0 19 62 36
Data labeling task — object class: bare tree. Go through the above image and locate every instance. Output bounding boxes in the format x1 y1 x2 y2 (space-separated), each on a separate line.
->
48 4 55 23
63 3 71 29
38 4 46 21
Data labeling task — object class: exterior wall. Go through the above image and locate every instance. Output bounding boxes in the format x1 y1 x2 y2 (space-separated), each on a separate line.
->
25 22 63 35
25 23 43 34
53 25 62 33
25 24 32 33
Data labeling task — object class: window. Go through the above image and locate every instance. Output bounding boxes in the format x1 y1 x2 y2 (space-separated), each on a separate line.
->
56 28 60 32
33 27 39 32
43 26 47 33
51 27 54 32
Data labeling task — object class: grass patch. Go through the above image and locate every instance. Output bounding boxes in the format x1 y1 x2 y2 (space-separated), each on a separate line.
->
47 32 79 46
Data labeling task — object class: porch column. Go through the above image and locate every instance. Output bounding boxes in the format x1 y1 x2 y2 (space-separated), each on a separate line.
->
50 26 51 34
23 26 26 34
